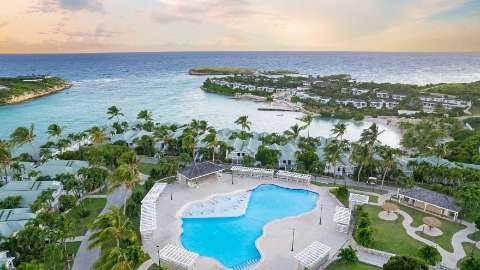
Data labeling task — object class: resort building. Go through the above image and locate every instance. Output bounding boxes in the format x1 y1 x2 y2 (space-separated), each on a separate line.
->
396 187 460 220
227 137 262 163
0 161 35 183
33 159 90 178
351 88 369 96
376 91 389 99
275 142 299 169
0 181 63 208
369 100 384 109
177 162 226 186
0 208 36 238
384 100 399 109
392 94 407 101
110 129 153 148
0 251 14 269
395 156 458 176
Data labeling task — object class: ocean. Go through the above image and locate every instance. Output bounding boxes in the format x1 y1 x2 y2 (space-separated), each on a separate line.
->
1 51 480 148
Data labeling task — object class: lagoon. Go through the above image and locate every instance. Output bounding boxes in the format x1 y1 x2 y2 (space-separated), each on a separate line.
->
1 52 480 148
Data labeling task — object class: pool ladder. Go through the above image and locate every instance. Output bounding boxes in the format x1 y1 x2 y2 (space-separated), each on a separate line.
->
230 258 260 270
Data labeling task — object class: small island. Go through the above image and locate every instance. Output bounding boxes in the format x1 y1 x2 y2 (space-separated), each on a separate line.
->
189 66 256 75
0 75 71 105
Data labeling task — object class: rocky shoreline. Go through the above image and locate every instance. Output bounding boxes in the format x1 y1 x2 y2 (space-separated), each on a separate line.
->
2 83 72 105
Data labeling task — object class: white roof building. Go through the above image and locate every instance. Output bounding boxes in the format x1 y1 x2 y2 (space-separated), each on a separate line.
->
140 183 167 241
333 206 351 233
348 193 369 209
158 244 199 270
294 241 331 270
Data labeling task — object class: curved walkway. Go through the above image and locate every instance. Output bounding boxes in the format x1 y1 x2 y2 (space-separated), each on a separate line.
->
366 192 478 269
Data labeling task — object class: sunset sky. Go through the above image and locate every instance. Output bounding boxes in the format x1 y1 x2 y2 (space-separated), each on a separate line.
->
0 0 479 53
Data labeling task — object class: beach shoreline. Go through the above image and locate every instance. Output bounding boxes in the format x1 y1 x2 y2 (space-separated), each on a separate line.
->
2 83 72 105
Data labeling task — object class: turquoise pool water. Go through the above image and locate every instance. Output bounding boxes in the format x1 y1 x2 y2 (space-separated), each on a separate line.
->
180 184 319 268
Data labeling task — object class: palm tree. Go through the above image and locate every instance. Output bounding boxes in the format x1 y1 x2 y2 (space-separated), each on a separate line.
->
88 206 137 248
107 106 124 122
10 124 36 148
235 115 251 131
10 162 25 181
299 114 313 137
378 145 399 190
47 124 63 139
203 128 219 162
89 126 106 145
284 124 303 140
94 244 145 270
355 124 384 182
331 122 347 139
110 164 139 215
0 140 12 183
324 139 350 184
137 110 153 123
182 130 198 164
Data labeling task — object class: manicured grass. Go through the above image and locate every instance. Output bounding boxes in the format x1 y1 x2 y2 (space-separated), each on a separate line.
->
468 231 480 241
329 187 379 207
139 162 159 175
393 203 466 252
326 260 381 270
362 205 425 257
67 198 107 236
311 181 388 195
457 242 479 267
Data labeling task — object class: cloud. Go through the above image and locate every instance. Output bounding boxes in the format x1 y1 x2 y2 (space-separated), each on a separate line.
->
31 0 104 13
151 0 260 24
0 21 7 29
64 25 121 38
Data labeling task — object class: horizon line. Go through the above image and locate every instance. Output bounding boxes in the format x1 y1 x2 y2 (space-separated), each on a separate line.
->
1 49 480 56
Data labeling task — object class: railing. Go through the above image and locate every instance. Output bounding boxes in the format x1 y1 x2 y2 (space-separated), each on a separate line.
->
230 258 260 270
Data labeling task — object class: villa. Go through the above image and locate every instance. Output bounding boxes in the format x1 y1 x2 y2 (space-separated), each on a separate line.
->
384 100 399 109
351 88 369 96
0 208 36 238
391 94 407 100
32 159 90 178
369 100 384 109
376 91 389 99
0 181 63 209
0 251 14 269
227 137 262 163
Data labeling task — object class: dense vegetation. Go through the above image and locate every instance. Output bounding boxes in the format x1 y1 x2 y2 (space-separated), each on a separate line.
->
0 76 69 104
189 66 255 75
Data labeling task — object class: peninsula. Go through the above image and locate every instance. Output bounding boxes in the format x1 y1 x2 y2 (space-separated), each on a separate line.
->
189 66 256 75
0 75 71 105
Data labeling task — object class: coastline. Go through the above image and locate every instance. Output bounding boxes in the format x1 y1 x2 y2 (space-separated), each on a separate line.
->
1 83 72 105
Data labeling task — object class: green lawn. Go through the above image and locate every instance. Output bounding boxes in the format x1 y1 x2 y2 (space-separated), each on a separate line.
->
329 187 379 207
468 231 480 241
393 203 466 252
326 260 381 270
312 181 388 195
67 198 107 236
457 242 479 267
363 205 425 257
139 162 159 175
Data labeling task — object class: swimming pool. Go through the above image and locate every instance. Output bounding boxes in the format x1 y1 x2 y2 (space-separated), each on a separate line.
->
180 184 319 269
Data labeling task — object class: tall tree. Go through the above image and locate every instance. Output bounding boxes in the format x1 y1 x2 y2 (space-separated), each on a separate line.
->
0 140 12 182
110 164 139 214
331 122 347 139
324 139 350 184
89 126 106 145
10 124 36 148
284 124 303 140
107 106 124 122
203 128 219 162
299 114 313 137
88 206 137 249
137 110 153 122
46 124 63 139
181 130 198 165
235 115 251 131
377 145 399 190
93 244 145 270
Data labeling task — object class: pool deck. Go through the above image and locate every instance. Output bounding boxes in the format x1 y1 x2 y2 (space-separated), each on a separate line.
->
143 173 348 270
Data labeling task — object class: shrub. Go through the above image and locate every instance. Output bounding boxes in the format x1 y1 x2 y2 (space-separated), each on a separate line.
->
338 246 358 264
355 226 374 247
383 256 428 270
460 255 480 270
58 195 77 212
417 245 441 265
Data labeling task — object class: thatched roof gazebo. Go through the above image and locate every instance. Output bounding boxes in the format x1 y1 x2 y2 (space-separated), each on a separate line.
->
382 202 399 214
423 216 442 229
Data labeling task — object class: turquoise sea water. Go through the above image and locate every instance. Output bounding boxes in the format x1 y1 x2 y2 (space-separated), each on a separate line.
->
1 52 480 148
180 184 319 268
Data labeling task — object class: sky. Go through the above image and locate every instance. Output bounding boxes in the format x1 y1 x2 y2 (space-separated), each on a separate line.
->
0 0 479 53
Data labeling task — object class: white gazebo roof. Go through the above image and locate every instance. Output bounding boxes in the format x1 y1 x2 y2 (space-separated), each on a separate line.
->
348 193 369 204
294 241 331 268
277 170 311 181
333 206 351 225
231 166 274 176
140 183 166 233
141 183 167 204
158 244 199 270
